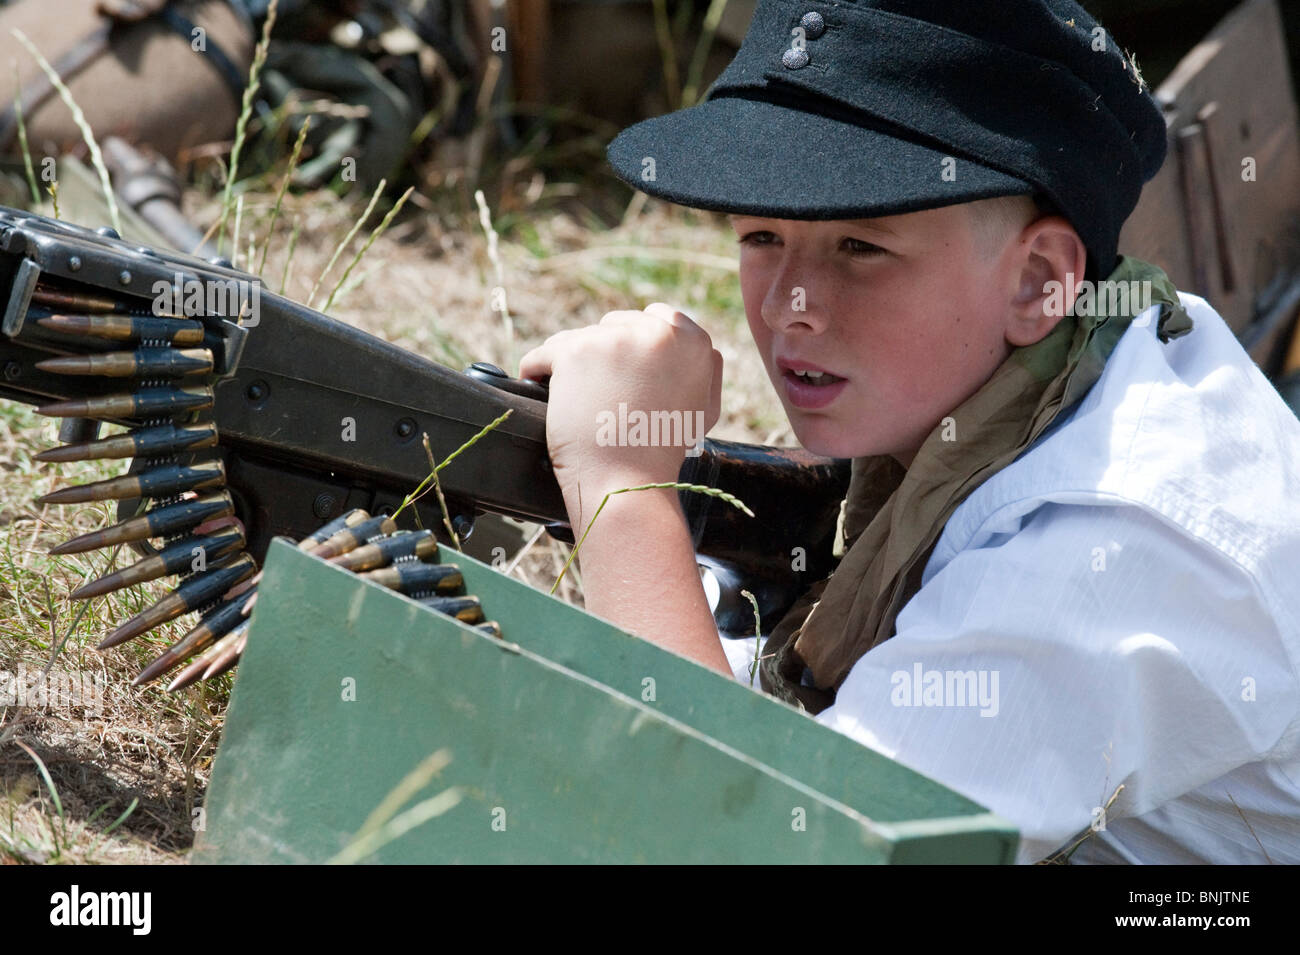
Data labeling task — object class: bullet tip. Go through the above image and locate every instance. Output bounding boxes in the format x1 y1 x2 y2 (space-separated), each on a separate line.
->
97 624 138 649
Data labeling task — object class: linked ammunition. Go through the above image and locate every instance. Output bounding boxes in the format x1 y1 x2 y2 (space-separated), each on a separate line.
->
310 515 398 559
36 311 203 343
98 554 256 648
134 593 252 686
35 458 225 505
331 529 437 571
48 490 233 554
167 621 248 692
70 527 244 600
33 288 135 313
201 627 248 681
362 562 463 597
417 594 484 624
36 422 218 463
298 508 370 550
35 347 214 378
35 383 214 420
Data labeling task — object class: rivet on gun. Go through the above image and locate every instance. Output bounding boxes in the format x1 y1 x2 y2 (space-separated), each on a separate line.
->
119 270 132 285
3 361 20 381
312 493 337 520
245 381 267 402
395 418 416 439
452 514 475 541
68 256 82 271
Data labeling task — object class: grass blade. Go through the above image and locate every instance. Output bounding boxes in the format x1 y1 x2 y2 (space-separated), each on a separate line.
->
307 178 385 309
11 64 39 205
13 740 65 849
217 0 278 256
393 409 513 521
256 115 311 278
551 482 753 594
322 185 414 312
12 29 119 234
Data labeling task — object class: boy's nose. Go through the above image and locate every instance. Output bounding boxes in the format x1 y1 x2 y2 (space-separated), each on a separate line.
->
760 275 828 334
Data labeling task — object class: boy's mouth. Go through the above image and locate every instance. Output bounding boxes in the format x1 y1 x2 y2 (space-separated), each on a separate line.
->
787 369 844 385
777 359 848 409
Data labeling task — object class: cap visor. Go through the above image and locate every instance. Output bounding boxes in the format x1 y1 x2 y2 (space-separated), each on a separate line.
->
607 92 1034 220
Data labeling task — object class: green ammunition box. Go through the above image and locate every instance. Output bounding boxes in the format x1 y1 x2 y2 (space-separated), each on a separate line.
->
194 538 1018 863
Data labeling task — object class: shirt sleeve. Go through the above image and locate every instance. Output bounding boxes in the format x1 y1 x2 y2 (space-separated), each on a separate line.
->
812 501 1300 864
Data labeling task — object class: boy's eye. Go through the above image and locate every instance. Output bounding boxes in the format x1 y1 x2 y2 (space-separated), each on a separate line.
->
736 231 778 246
842 237 885 256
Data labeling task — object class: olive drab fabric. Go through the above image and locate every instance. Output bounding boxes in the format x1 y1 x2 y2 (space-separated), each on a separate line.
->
759 255 1194 712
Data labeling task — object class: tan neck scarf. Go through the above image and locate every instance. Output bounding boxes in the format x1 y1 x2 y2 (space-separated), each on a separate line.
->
759 256 1193 713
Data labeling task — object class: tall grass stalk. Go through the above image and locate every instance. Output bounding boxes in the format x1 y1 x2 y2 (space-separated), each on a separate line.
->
741 588 763 686
256 115 311 278
307 178 385 309
11 66 39 205
681 0 730 107
393 410 514 522
417 432 460 549
217 0 278 257
474 189 513 348
230 194 244 268
651 0 681 109
12 29 120 235
279 218 301 295
551 482 753 594
322 185 414 312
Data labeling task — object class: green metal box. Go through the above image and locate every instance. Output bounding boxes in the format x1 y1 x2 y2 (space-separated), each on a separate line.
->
193 538 1018 863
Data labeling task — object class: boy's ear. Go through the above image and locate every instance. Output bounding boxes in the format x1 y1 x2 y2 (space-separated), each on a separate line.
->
1006 216 1089 347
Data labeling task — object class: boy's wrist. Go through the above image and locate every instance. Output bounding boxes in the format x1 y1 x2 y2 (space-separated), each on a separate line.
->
562 470 686 534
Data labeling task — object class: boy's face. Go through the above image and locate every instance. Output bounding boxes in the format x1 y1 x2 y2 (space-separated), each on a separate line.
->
729 203 1032 467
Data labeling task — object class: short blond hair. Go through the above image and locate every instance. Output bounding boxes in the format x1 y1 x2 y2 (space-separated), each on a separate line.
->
966 193 1047 260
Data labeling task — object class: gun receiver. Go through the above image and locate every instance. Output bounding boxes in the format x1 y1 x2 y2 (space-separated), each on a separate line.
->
0 206 850 680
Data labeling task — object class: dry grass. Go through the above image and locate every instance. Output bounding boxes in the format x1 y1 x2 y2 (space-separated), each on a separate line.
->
0 141 787 862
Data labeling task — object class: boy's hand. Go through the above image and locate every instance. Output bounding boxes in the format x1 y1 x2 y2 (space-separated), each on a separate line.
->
518 303 733 677
518 303 723 525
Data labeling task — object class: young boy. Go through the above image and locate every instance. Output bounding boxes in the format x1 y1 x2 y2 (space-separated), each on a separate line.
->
519 0 1300 864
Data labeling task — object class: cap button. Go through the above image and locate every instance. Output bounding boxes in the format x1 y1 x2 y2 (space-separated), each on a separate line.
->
800 12 825 39
782 47 810 69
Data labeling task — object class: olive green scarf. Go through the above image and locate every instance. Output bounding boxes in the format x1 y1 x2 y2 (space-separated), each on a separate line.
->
758 256 1194 712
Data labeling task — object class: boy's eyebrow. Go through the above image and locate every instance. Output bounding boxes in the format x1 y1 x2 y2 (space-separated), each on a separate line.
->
726 214 900 237
845 218 899 236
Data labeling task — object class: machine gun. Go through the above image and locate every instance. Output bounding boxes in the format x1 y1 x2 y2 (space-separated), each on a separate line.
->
0 206 850 687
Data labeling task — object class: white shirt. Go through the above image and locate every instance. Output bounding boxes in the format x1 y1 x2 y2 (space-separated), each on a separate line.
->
722 292 1300 864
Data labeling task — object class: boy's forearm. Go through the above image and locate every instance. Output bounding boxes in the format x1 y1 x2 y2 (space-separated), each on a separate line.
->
570 486 733 676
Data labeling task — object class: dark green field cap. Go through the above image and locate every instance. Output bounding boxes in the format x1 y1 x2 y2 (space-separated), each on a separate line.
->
607 0 1169 280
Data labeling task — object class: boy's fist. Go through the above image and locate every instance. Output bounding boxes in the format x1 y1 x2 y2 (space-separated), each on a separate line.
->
518 303 722 524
